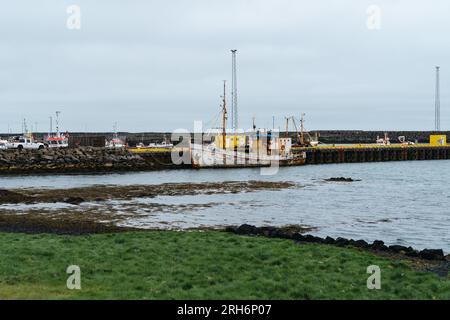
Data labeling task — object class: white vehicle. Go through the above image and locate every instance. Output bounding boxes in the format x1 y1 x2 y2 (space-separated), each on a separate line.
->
7 136 45 150
0 139 7 149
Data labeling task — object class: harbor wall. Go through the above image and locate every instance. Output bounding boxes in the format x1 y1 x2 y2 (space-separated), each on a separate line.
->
75 130 450 145
299 146 450 165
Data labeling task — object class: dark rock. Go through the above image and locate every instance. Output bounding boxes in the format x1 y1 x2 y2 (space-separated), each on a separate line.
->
277 230 294 239
371 240 388 251
419 249 445 261
405 249 419 258
388 245 409 253
224 226 237 233
258 227 277 237
236 224 257 235
303 234 314 242
63 197 85 205
335 237 350 247
324 236 335 244
353 239 369 248
291 233 306 241
0 189 31 203
324 177 359 182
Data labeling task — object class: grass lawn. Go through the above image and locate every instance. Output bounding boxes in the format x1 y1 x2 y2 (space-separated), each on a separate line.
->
0 231 448 299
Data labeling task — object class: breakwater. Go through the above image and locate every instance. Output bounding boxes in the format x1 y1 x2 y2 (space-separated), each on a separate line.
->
0 147 178 174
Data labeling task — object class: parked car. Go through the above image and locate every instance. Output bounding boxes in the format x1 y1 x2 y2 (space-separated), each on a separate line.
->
6 136 45 150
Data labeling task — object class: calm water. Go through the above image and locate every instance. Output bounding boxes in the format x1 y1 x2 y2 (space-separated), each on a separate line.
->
1 160 449 252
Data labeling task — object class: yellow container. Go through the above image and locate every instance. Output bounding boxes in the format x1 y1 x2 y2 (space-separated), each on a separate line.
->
215 135 246 149
430 135 447 146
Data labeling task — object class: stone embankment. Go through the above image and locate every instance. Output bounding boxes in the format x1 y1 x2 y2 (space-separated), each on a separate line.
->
0 147 177 174
226 224 449 263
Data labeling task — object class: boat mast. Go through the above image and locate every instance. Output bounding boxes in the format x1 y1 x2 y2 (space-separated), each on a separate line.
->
300 113 305 145
49 116 53 137
55 111 61 138
221 80 228 149
285 117 289 138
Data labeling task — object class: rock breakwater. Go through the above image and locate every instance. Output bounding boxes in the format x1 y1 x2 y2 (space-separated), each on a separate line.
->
0 147 175 174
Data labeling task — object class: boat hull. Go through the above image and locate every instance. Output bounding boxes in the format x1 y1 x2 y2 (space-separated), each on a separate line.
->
190 144 306 168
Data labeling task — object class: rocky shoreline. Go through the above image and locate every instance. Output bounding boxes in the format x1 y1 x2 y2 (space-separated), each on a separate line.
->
226 224 450 263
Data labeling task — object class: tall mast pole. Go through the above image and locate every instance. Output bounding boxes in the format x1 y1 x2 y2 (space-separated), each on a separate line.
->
231 49 238 132
222 80 228 149
55 111 61 137
300 113 305 145
285 117 289 138
435 66 440 131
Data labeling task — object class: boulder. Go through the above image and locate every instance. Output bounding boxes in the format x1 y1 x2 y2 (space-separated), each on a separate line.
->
324 236 335 244
353 239 369 248
388 245 409 253
335 237 350 247
62 197 85 205
291 233 306 241
324 177 358 182
418 249 445 261
236 224 257 235
371 240 388 251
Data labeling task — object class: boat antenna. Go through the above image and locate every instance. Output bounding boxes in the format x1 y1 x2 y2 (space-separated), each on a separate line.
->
221 80 228 149
231 49 238 132
49 116 53 137
113 122 118 139
285 116 289 138
300 113 305 146
55 111 61 137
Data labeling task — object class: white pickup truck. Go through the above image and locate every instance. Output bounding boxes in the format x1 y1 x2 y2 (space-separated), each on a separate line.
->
0 139 8 150
6 136 46 150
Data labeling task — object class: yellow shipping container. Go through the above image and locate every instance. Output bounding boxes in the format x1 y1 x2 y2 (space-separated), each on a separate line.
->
430 135 447 146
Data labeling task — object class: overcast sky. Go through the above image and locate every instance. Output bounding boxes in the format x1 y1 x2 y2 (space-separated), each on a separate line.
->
0 0 449 132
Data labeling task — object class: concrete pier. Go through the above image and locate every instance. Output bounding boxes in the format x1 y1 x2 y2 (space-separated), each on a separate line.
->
296 145 450 165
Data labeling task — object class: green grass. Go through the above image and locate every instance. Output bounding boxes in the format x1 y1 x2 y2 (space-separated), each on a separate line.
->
0 231 448 299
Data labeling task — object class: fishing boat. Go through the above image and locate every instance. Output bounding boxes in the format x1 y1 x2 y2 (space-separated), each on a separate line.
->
45 111 69 148
148 141 173 148
190 81 306 168
376 133 390 146
136 138 173 149
106 123 126 148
